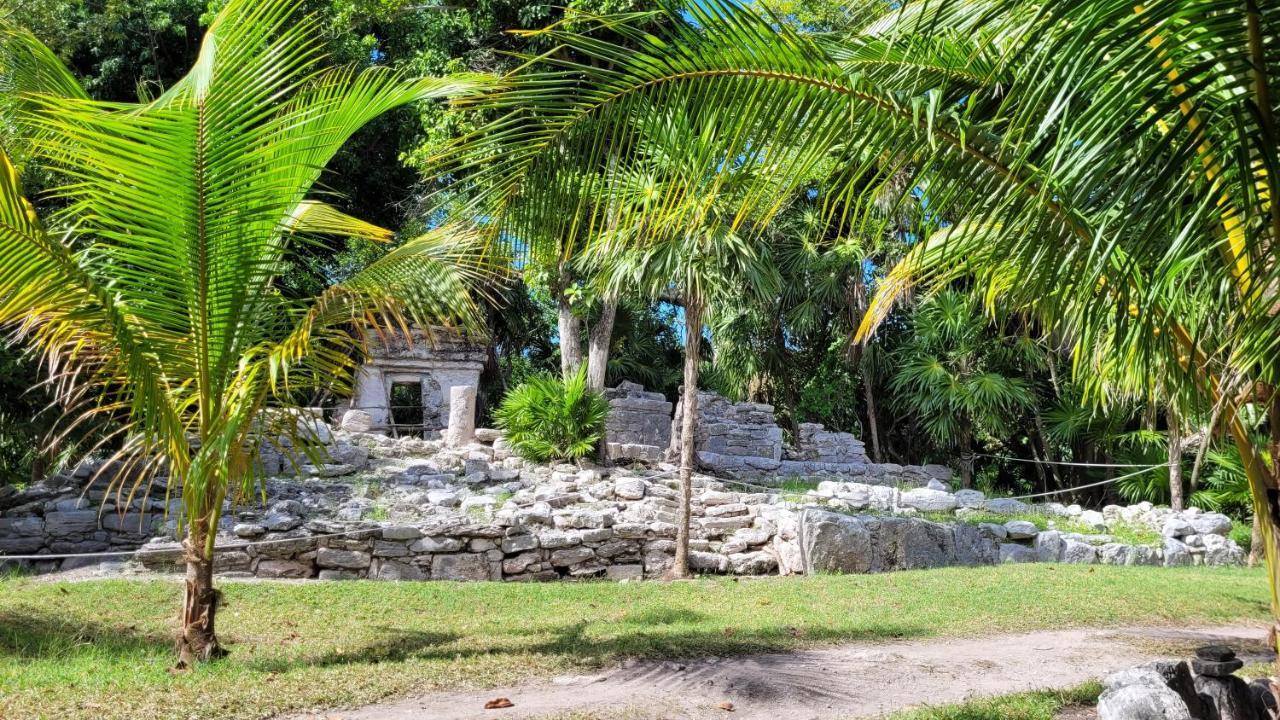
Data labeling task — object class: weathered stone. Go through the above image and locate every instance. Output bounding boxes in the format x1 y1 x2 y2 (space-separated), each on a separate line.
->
44 510 99 536
1079 510 1108 531
339 409 374 433
1003 520 1039 540
1060 538 1098 564
1189 513 1232 537
999 543 1038 563
954 489 986 509
501 534 539 553
316 547 371 569
410 536 463 553
373 540 410 557
256 559 314 578
614 478 646 501
549 546 595 566
234 523 266 539
1098 668 1193 720
1034 530 1065 562
432 553 493 581
728 551 777 574
381 526 423 541
605 564 643 580
375 559 427 581
445 384 477 447
984 497 1030 515
898 488 958 513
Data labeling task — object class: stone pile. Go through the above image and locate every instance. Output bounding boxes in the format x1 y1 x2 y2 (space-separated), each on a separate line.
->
807 478 1246 567
1098 647 1276 720
603 381 672 462
676 391 785 474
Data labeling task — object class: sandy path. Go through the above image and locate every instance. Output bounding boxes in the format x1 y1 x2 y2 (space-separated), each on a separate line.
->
287 624 1268 720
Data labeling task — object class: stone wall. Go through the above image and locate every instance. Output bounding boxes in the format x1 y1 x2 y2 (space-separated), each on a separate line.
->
603 381 672 462
0 464 173 573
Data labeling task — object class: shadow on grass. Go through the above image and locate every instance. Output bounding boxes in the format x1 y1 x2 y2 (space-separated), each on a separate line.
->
2 605 930 675
0 610 171 659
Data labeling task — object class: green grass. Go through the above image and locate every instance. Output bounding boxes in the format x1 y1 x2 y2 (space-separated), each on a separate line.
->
0 565 1268 720
885 682 1102 719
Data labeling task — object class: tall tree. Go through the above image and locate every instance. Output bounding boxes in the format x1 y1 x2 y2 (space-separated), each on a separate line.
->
0 0 489 664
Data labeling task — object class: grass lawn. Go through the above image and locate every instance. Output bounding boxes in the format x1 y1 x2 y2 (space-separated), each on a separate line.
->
0 565 1268 720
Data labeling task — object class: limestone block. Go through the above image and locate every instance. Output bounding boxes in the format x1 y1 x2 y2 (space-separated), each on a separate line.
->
445 384 477 447
432 553 494 581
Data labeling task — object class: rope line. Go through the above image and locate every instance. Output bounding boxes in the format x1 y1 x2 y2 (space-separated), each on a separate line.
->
972 453 1171 469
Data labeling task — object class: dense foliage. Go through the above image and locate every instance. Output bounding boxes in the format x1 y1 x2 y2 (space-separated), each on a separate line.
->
494 368 609 463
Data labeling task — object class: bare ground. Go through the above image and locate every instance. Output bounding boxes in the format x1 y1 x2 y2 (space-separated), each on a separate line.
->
285 624 1269 720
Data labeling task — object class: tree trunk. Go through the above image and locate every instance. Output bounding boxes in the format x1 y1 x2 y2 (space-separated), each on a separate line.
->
670 296 703 580
586 298 617 393
1168 408 1185 511
557 294 583 379
175 529 225 669
958 425 974 488
1251 513 1264 567
861 358 882 463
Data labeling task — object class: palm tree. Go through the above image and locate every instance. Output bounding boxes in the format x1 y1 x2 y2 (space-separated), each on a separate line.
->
0 0 490 665
889 290 1033 487
585 110 780 578
433 0 1280 627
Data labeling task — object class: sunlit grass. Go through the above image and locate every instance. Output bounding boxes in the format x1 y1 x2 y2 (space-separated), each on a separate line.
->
0 565 1267 720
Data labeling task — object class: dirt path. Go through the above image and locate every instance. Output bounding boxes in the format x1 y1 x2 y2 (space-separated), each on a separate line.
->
287 624 1268 720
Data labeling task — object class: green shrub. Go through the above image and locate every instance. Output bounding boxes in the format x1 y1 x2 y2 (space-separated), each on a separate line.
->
1231 520 1254 554
494 367 609 463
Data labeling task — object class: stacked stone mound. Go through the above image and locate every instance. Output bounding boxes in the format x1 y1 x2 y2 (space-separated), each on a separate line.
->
603 381 672 462
0 411 1249 579
1099 647 1277 720
810 479 1245 567
675 391 785 473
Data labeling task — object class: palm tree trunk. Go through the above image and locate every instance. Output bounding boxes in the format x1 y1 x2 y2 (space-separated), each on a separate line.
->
586 298 617 393
556 265 583 379
1251 514 1264 567
958 425 974 488
670 296 703 580
861 358 882 463
1168 407 1185 511
175 526 224 669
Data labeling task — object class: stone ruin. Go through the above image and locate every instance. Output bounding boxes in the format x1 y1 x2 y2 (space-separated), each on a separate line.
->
346 327 485 436
604 381 672 462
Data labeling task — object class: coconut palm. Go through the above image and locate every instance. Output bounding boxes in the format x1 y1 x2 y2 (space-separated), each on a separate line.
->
0 0 491 665
433 0 1280 627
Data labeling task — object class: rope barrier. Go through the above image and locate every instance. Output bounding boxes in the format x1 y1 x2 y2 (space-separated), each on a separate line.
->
972 453 1171 469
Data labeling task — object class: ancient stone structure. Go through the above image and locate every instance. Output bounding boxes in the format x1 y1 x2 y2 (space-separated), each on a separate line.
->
0 410 1247 579
674 391 784 473
347 327 485 435
603 381 672 462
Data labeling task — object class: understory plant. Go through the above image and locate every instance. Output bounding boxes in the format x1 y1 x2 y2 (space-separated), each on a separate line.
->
494 366 609 463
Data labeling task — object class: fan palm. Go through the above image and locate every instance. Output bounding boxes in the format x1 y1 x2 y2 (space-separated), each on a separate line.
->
0 0 492 665
431 0 1280 627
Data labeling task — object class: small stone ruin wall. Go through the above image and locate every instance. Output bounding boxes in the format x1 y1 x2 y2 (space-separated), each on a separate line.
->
604 382 672 463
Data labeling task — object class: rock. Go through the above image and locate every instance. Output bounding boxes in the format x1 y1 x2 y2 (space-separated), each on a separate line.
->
338 409 374 433
444 385 477 447
688 550 729 573
729 551 777 574
1004 520 1039 540
233 523 266 539
1079 509 1108 531
953 523 1000 565
44 510 98 537
549 546 596 566
256 559 313 578
427 490 460 507
801 511 961 574
1190 513 1232 537
501 534 539 553
475 428 502 443
606 564 644 580
898 488 958 512
1034 530 1065 562
316 547 371 570
381 526 423 541
925 479 949 492
1195 672 1258 720
1061 538 1098 564
984 497 1029 515
954 489 986 509
999 543 1038 563
410 536 464 553
1164 538 1192 567
432 553 493 581
1202 534 1246 566
1097 682 1193 720
614 478 646 501
538 530 582 549
263 513 302 532
375 560 427 581
1163 517 1196 538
